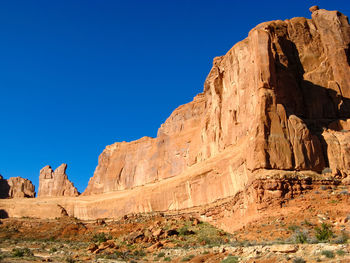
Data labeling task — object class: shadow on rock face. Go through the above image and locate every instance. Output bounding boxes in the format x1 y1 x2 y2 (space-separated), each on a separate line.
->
0 209 9 219
0 176 10 199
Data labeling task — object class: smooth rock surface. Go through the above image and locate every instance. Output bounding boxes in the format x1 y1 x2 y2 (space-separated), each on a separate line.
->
38 164 79 197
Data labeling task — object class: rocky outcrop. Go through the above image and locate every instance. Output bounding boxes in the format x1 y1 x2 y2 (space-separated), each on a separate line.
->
7 177 35 198
83 7 350 196
0 175 35 198
38 164 79 197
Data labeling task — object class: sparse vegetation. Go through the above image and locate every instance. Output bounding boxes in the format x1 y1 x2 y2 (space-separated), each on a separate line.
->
164 257 171 261
181 254 195 261
91 232 111 243
321 250 335 258
288 225 300 232
294 230 308 244
157 252 165 258
315 223 334 242
293 257 306 263
336 249 346 256
12 247 33 257
65 256 75 263
221 255 239 263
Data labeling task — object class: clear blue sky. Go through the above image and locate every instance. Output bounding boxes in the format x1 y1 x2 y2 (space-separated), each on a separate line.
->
0 0 349 193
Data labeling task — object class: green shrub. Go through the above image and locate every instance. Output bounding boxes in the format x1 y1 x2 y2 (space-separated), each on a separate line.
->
157 252 165 258
221 255 239 263
294 231 308 244
288 225 300 232
181 255 195 261
321 250 335 258
92 232 111 243
164 257 171 261
50 247 57 253
178 226 194 236
336 249 346 256
315 223 334 242
293 257 306 263
12 248 33 257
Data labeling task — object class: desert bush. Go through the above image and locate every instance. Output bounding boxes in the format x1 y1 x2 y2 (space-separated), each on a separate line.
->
315 223 334 242
157 252 165 258
12 248 33 257
293 257 306 263
336 249 346 256
65 256 75 263
288 225 300 232
178 226 194 236
181 254 195 261
302 220 312 226
134 249 146 257
321 250 334 258
164 257 171 261
50 247 57 253
294 231 308 244
221 255 239 263
92 232 111 243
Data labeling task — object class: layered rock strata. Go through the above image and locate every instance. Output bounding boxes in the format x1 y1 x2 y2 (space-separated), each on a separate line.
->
83 7 350 196
38 164 79 197
1 7 349 226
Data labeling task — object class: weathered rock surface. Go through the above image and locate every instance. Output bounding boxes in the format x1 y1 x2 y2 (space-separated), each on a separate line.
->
38 164 79 197
1 7 350 225
83 7 350 196
7 177 35 198
0 175 35 198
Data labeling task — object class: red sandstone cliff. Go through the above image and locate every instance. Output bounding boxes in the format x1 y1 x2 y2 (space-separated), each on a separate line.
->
83 7 350 196
1 7 349 224
38 164 79 197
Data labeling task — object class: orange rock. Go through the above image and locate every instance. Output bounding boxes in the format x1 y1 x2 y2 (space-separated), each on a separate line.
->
7 177 35 198
38 164 79 197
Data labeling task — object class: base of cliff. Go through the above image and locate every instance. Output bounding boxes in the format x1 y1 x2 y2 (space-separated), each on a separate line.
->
0 178 349 262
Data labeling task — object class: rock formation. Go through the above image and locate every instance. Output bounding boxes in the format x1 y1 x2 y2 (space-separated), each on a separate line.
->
0 7 349 225
7 177 35 198
0 175 35 198
38 164 79 197
83 7 350 196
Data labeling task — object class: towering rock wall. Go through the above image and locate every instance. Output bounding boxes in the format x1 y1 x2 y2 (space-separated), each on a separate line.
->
38 164 79 197
83 7 350 196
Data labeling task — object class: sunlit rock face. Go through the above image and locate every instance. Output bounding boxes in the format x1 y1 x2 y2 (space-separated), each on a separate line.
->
0 175 35 199
38 164 79 197
83 8 350 197
8 177 36 198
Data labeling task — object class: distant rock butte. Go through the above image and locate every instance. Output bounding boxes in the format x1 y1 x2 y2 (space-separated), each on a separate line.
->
1 7 349 226
0 175 35 198
38 164 79 197
8 177 35 198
